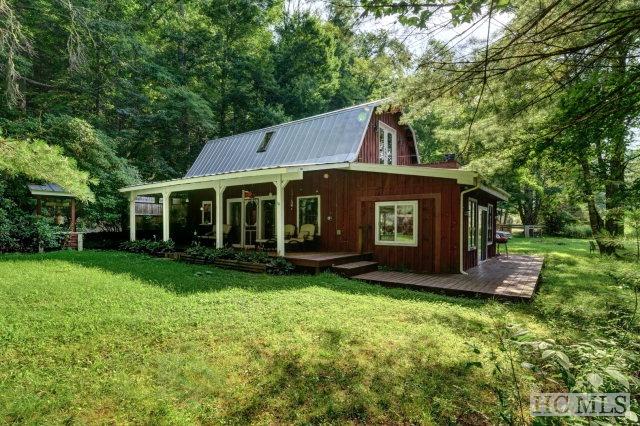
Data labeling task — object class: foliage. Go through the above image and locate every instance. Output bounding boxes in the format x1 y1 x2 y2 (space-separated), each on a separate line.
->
0 136 94 201
185 245 235 262
82 231 128 250
2 115 140 229
0 0 410 231
0 197 63 252
119 239 174 256
561 223 593 239
627 208 640 261
185 244 294 274
266 256 296 275
378 0 640 255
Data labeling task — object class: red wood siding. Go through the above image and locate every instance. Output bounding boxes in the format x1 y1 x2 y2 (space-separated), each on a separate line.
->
462 190 499 270
357 111 418 165
183 170 464 273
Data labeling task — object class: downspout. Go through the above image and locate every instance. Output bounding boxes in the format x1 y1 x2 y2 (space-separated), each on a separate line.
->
459 176 480 275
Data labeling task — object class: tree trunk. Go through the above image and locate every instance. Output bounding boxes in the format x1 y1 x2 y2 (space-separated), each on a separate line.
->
578 159 612 253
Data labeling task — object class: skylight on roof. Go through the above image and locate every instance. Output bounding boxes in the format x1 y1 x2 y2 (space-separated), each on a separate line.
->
257 131 274 153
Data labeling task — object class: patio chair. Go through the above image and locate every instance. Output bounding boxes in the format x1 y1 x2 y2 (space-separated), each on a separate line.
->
208 224 231 246
286 224 315 250
284 224 296 239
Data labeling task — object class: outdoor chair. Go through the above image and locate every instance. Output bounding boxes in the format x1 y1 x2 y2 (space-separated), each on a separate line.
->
284 224 296 239
286 224 316 250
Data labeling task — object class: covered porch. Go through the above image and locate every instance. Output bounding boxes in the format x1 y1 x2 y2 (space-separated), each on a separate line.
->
120 168 306 256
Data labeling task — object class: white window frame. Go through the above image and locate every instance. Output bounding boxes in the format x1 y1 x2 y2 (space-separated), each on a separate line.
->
468 198 478 250
374 200 419 247
378 122 397 166
296 195 321 236
488 204 494 245
201 201 213 225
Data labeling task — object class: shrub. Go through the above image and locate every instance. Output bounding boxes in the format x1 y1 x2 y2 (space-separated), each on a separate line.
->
120 239 175 256
83 231 128 250
0 198 64 252
183 245 294 274
184 245 236 262
235 250 270 264
563 223 592 239
266 257 295 275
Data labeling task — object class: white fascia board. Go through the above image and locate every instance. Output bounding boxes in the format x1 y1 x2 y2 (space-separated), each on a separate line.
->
347 162 478 185
120 168 302 195
479 184 509 201
287 163 350 173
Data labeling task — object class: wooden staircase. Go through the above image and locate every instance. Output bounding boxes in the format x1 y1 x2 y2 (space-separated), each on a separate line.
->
331 260 379 277
284 252 375 274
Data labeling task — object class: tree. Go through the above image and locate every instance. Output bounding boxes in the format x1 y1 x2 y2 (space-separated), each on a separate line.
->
0 137 94 201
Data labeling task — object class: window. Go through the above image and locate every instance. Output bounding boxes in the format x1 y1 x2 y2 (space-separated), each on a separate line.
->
378 122 396 165
375 201 418 246
257 131 274 152
201 201 212 225
468 198 478 249
297 195 320 236
488 204 494 244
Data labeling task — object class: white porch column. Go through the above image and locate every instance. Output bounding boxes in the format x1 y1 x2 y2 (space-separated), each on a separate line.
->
274 175 289 256
129 193 136 241
162 190 172 241
215 183 226 248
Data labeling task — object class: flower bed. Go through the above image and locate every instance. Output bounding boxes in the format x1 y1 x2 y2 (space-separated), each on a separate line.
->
182 245 294 275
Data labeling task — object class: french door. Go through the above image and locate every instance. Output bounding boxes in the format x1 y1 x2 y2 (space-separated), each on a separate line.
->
228 197 275 246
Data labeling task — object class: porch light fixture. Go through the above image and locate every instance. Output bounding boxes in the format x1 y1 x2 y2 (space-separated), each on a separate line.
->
323 173 329 179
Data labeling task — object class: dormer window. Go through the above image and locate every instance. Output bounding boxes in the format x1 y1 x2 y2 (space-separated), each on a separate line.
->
257 131 274 153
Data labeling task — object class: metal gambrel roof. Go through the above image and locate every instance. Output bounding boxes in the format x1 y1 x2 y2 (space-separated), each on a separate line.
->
185 100 382 178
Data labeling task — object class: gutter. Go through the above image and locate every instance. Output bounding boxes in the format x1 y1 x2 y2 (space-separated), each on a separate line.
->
459 176 480 275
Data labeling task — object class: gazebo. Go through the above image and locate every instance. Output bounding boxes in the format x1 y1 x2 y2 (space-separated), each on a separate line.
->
28 183 81 250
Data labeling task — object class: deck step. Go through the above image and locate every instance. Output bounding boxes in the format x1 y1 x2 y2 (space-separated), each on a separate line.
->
284 252 373 270
331 260 379 277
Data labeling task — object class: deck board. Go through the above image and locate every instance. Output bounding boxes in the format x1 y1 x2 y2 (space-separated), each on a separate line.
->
352 255 543 301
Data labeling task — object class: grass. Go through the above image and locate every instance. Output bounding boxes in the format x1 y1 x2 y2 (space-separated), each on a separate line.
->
0 237 638 424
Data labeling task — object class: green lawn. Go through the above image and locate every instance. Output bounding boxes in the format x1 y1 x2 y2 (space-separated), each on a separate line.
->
1 238 638 424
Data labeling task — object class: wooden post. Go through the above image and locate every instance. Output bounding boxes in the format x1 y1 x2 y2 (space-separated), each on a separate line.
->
129 193 136 241
36 196 42 216
70 198 77 232
215 183 225 249
162 190 171 241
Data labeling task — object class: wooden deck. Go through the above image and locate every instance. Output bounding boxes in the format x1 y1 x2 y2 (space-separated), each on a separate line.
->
352 255 544 301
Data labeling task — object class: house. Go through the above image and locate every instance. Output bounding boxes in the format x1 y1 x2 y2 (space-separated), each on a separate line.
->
119 100 508 273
